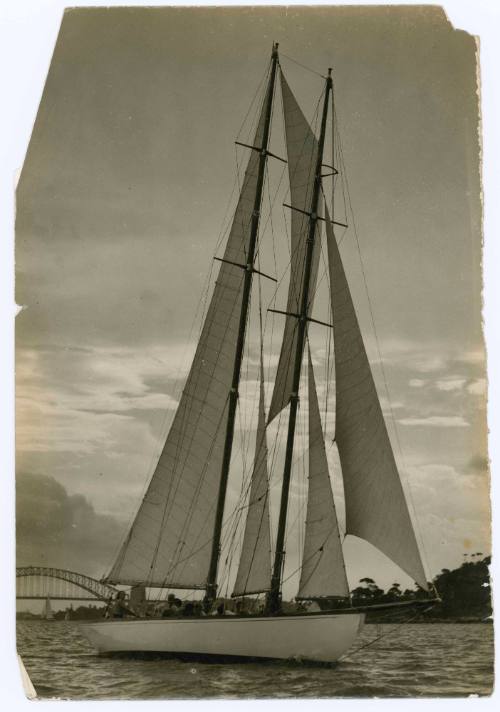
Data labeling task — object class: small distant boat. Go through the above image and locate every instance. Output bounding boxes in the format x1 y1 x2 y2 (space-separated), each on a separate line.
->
43 595 54 621
81 43 437 663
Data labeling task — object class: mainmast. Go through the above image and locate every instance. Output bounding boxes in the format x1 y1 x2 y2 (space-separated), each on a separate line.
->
204 43 280 607
267 69 333 615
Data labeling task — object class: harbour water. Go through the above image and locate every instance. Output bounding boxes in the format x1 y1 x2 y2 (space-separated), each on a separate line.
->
17 621 493 699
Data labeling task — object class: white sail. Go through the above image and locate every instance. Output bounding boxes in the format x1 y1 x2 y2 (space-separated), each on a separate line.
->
232 354 271 597
326 207 428 590
44 595 54 620
268 72 322 423
108 84 271 589
297 351 350 600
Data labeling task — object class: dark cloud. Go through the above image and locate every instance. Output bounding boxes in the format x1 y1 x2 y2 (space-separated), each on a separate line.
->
16 473 125 579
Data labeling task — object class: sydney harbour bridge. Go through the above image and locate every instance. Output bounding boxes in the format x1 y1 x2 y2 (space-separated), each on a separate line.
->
16 566 118 602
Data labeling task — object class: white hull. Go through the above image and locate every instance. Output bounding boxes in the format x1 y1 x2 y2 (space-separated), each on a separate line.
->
80 612 365 663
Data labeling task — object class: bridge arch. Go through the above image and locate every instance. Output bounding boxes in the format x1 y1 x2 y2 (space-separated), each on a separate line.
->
16 566 118 601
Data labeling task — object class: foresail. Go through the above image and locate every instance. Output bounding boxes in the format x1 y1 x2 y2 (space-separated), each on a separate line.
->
326 208 428 590
108 86 271 589
268 71 322 423
298 351 349 599
232 355 271 597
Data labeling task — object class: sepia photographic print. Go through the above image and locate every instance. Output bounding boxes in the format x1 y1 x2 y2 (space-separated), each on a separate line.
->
11 1 494 702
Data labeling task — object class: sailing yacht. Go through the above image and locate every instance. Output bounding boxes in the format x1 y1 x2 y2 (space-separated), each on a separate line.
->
43 595 54 621
81 44 435 663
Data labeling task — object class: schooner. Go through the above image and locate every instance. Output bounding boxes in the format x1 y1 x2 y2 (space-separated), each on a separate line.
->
81 44 435 663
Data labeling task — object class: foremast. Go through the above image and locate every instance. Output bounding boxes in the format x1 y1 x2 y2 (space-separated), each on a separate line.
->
267 69 333 615
204 42 280 608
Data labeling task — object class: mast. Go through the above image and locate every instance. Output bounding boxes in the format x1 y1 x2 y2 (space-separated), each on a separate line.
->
204 43 280 607
267 69 333 614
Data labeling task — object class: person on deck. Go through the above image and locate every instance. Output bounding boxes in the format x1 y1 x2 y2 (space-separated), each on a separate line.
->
161 594 182 617
235 600 248 616
182 601 195 617
193 602 206 617
111 591 137 619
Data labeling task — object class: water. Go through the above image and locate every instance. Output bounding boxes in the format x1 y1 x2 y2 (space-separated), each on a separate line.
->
17 621 493 699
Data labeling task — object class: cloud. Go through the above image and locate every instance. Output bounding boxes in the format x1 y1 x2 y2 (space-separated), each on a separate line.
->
16 345 181 456
458 350 486 365
467 378 486 395
435 377 466 391
398 415 469 427
412 355 447 373
16 473 126 579
402 462 491 575
409 378 426 388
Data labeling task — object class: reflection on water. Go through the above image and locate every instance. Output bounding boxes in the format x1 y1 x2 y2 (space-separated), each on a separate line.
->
17 621 493 699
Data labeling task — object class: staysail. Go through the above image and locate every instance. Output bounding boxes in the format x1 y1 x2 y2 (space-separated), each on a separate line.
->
326 207 428 590
297 350 349 599
267 72 322 423
108 84 272 589
232 353 271 597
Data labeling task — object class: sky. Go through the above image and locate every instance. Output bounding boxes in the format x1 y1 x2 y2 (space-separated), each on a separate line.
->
15 5 489 597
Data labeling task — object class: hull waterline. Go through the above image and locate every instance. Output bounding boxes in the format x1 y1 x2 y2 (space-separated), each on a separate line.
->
80 612 365 663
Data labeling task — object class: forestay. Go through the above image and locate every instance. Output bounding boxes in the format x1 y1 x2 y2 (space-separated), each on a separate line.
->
268 71 322 423
326 207 428 590
232 353 272 597
107 85 271 589
298 351 350 600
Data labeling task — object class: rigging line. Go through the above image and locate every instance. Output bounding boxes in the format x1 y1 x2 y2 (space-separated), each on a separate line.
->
149 279 248 583
263 72 322 312
282 416 333 554
154 454 256 594
334 106 349 233
279 51 327 80
257 172 286 393
157 238 256 521
237 272 264 483
295 528 338 595
208 71 272 276
166 413 234 581
236 59 271 143
235 279 272 593
107 200 235 581
221 494 245 591
335 115 432 583
153 265 249 549
266 86 325 416
219 338 267 581
297 374 308 571
319 180 348 249
277 74 323 292
254 156 287 267
285 89 324 318
322 247 335 430
236 292 254 476
337 605 435 662
281 359 307 547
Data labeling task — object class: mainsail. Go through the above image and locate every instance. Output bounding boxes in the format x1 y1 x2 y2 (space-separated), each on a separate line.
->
267 72 322 423
297 351 349 599
326 207 428 590
232 353 271 597
108 84 272 589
